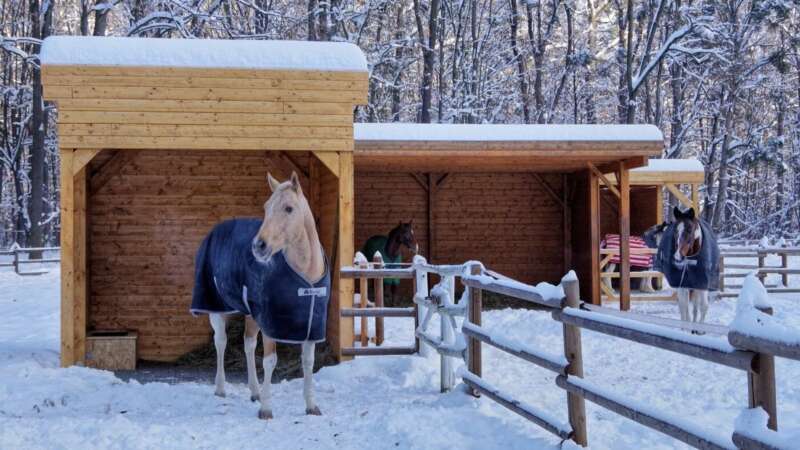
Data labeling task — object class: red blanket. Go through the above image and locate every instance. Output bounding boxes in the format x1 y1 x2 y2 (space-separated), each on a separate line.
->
602 234 654 269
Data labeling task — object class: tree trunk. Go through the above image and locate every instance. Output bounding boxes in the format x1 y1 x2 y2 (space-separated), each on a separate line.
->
508 0 530 123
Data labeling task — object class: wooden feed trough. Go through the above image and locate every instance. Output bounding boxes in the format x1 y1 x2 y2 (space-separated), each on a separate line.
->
42 36 368 368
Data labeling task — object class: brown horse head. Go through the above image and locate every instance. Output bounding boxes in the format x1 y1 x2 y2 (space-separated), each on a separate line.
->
388 220 419 256
673 207 701 261
252 171 314 264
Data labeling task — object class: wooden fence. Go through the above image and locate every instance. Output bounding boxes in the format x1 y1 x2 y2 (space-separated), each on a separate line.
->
341 256 798 449
719 246 800 298
0 247 60 275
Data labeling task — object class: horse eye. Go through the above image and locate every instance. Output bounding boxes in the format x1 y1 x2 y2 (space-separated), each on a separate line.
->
285 206 293 214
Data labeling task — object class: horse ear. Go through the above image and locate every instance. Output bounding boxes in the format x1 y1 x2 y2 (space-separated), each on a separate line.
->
673 206 683 220
290 171 301 193
267 173 280 192
408 218 414 226
686 207 696 220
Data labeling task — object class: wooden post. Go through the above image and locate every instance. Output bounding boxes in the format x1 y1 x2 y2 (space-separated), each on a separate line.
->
440 275 456 393
656 184 664 225
780 252 789 287
562 274 587 446
467 263 482 397
337 151 355 360
719 256 726 294
12 250 19 275
757 253 767 284
427 173 435 262
747 304 778 431
359 260 369 348
60 149 87 367
562 175 572 274
589 169 601 305
618 163 631 311
691 183 700 213
414 259 429 356
373 253 385 346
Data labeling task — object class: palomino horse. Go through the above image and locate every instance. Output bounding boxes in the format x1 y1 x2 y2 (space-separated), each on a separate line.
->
654 207 720 327
362 221 418 306
191 172 329 420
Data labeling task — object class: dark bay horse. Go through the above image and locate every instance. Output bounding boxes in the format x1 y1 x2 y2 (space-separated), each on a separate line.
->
361 221 418 305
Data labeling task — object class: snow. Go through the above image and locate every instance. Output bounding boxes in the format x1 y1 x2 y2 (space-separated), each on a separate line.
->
734 408 798 449
461 271 565 302
633 158 704 173
729 274 800 345
40 36 368 72
2 263 800 449
354 123 663 142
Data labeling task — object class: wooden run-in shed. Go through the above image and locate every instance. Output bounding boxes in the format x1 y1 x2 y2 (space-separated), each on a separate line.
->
42 36 368 367
352 123 663 309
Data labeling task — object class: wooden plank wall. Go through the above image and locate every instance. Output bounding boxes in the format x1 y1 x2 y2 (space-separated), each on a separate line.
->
354 172 565 286
600 187 659 238
88 150 316 361
42 66 366 152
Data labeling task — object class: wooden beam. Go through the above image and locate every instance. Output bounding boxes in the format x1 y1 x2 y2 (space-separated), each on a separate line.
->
72 149 102 175
656 185 664 224
428 173 436 262
588 162 620 198
336 151 355 360
691 183 700 213
435 173 450 188
562 175 572 274
618 163 631 311
664 183 693 210
73 166 88 365
60 149 75 367
589 169 601 305
312 151 340 177
410 173 429 192
90 150 139 194
532 173 565 209
279 151 309 179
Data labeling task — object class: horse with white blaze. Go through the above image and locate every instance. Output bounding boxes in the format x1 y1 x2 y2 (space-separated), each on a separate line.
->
654 207 720 328
190 172 330 420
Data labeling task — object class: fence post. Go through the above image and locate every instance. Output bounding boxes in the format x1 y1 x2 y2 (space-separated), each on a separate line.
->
13 250 20 275
562 274 588 446
413 256 429 356
467 263 482 397
719 255 726 293
757 252 767 284
440 275 456 392
747 304 778 431
780 251 788 287
373 253 385 346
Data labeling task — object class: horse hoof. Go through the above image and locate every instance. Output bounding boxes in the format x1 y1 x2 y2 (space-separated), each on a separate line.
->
306 406 322 416
251 394 260 402
214 390 226 398
258 409 273 420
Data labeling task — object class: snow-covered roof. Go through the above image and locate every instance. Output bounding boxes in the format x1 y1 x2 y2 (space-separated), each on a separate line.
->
40 36 368 72
354 123 663 142
633 158 704 173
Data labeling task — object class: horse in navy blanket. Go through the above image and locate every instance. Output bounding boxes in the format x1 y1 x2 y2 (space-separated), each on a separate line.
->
191 172 329 420
654 207 720 328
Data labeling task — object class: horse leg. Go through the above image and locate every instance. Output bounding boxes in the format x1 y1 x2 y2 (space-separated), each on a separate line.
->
244 316 261 402
677 289 690 322
258 336 277 420
640 275 655 293
210 313 228 397
695 290 709 326
302 341 321 415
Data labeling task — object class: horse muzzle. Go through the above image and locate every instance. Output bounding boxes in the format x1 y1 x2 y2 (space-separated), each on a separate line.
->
252 238 272 263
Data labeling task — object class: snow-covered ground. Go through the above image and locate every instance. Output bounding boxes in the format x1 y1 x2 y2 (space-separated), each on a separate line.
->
1 260 799 450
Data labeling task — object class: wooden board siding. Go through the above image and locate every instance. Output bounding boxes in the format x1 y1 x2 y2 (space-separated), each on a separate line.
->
600 187 659 238
43 66 366 152
354 172 565 286
88 150 321 361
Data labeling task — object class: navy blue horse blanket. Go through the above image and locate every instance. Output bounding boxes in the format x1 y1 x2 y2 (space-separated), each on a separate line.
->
191 219 331 343
654 220 720 291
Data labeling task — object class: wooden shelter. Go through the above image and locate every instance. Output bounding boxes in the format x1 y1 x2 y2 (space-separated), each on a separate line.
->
352 123 663 309
598 159 705 303
42 36 368 367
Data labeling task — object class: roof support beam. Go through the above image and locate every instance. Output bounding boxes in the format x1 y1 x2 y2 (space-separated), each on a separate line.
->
588 162 620 198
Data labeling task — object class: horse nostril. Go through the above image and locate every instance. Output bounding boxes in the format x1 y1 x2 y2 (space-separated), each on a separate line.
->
253 239 267 253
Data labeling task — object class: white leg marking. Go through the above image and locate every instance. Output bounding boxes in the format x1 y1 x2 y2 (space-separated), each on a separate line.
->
244 316 260 402
677 288 690 322
210 314 227 397
258 339 277 420
696 290 709 325
691 289 700 323
302 341 321 415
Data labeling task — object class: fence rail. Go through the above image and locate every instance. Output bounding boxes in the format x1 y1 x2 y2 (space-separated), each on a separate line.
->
719 246 800 298
340 256 798 449
0 246 60 275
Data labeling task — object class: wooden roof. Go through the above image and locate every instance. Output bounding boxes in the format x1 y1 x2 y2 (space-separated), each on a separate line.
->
604 159 705 185
353 124 663 172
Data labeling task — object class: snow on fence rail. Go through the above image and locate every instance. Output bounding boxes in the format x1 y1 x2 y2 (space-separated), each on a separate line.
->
340 257 800 449
0 246 60 275
719 246 800 298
